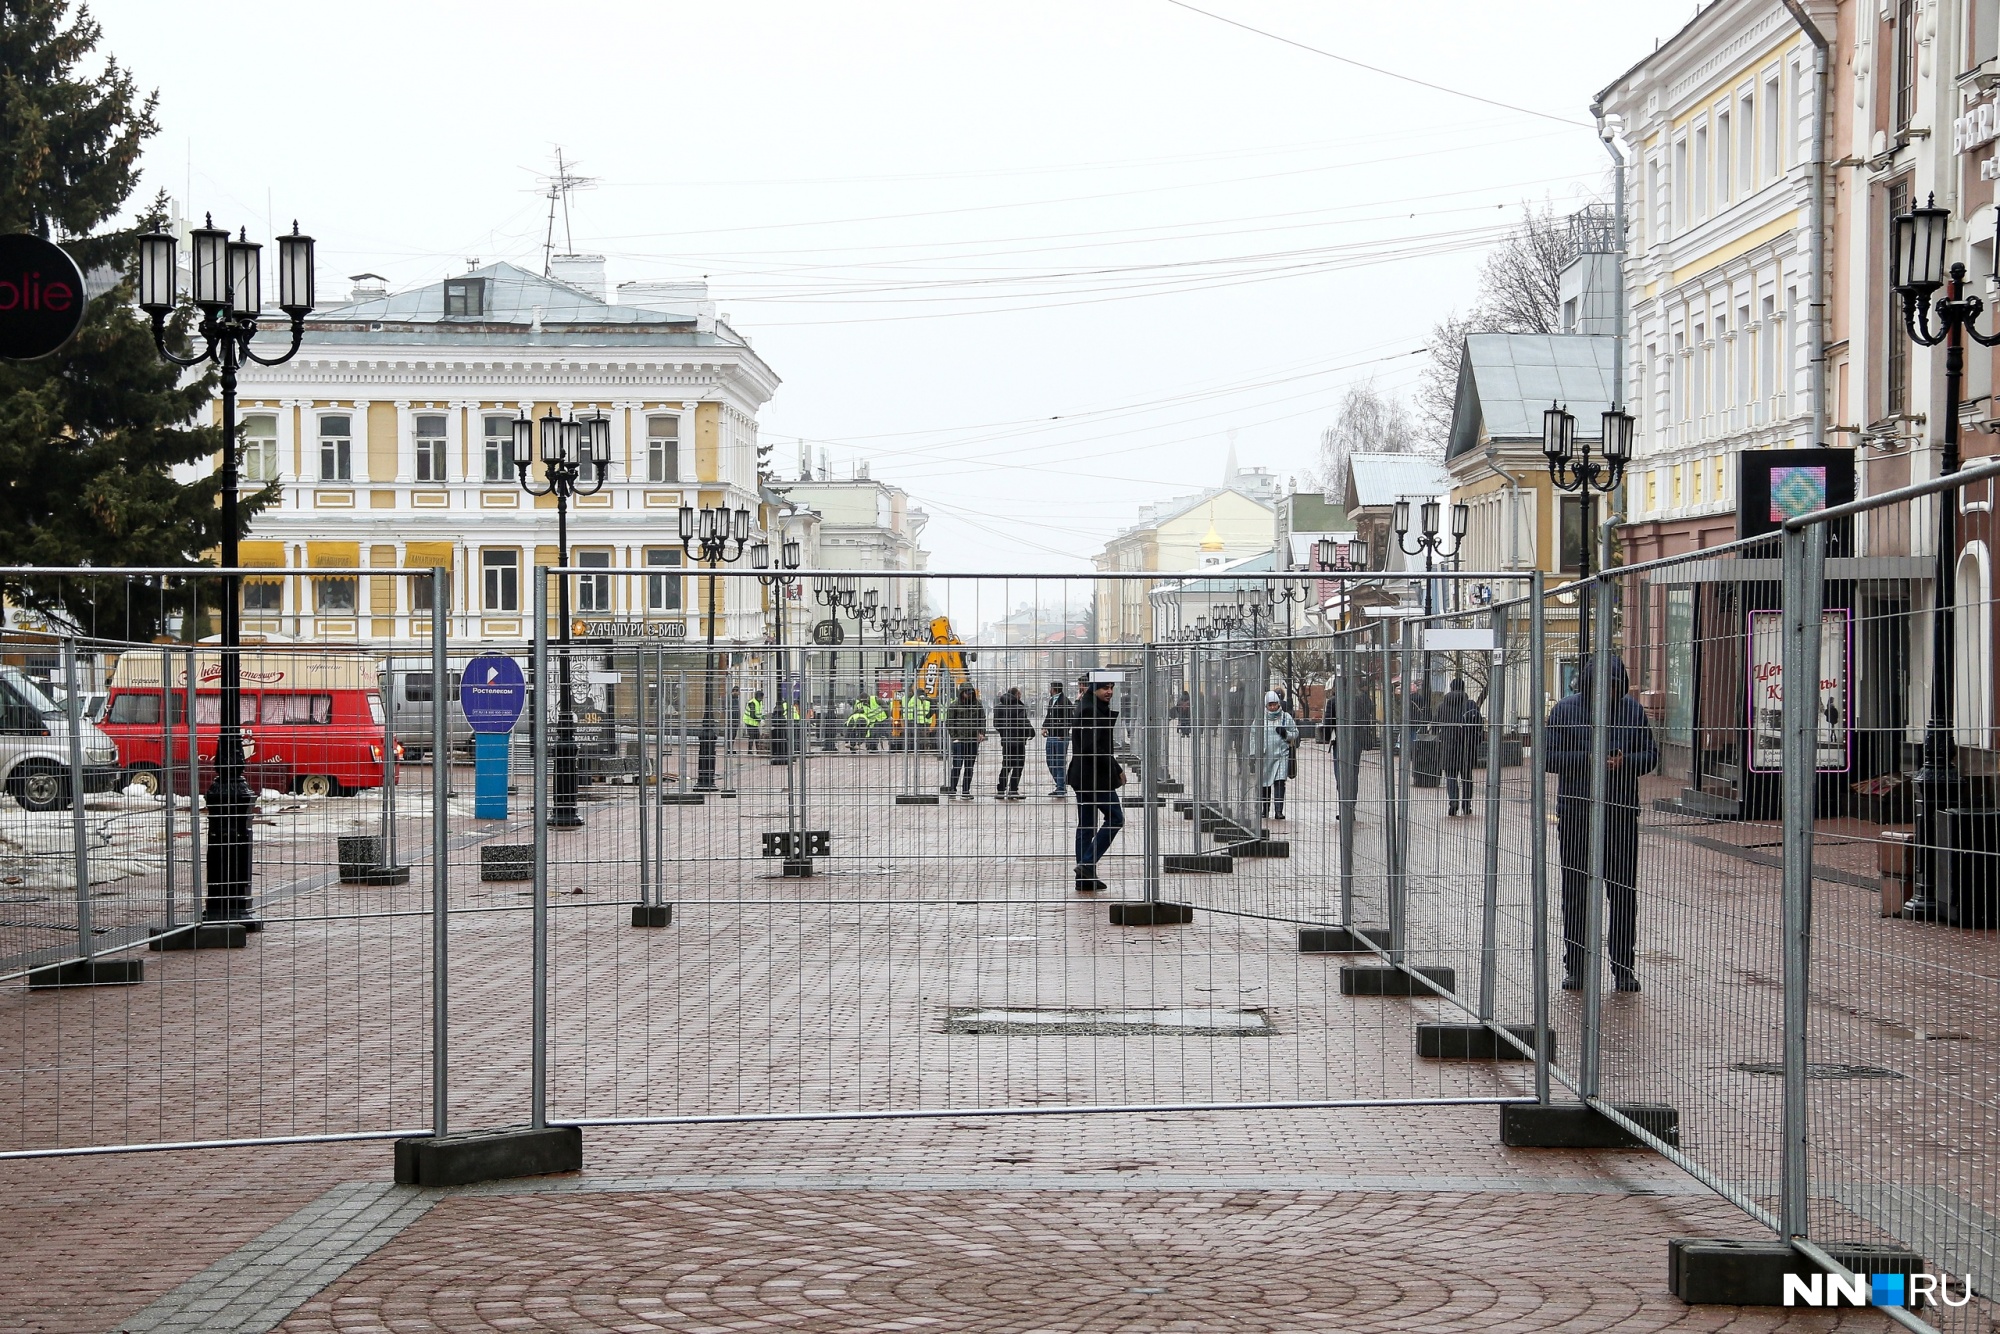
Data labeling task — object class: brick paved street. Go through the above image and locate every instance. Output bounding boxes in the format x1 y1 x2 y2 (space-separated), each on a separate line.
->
2 738 1992 1331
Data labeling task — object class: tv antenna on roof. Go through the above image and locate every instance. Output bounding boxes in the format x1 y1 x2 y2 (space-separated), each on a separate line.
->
537 147 598 276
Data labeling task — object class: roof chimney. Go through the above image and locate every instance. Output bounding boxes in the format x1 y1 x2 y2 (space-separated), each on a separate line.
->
348 273 390 302
549 254 607 301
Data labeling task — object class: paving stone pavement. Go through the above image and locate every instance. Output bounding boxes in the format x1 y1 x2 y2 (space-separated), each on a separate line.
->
0 1113 1911 1334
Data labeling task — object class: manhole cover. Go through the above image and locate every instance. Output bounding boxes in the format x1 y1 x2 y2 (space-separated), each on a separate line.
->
945 1007 1271 1036
1733 1061 1903 1080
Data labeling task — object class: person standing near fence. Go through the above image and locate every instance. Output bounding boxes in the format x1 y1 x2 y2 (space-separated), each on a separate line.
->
994 687 1033 799
741 689 766 755
1067 673 1125 892
944 683 986 800
1434 677 1481 816
1546 654 1657 993
1259 689 1298 821
1041 680 1072 798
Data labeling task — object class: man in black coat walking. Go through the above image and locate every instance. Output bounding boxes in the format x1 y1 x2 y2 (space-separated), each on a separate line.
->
1066 675 1125 892
1545 654 1658 993
1433 677 1481 816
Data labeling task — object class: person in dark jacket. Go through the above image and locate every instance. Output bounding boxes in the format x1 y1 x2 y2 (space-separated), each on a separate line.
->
1065 676 1125 891
1433 678 1482 816
1545 654 1658 993
994 687 1034 799
943 684 986 800
1318 689 1337 746
1041 681 1073 797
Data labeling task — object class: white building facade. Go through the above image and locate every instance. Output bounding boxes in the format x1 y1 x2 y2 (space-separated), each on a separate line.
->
224 261 780 648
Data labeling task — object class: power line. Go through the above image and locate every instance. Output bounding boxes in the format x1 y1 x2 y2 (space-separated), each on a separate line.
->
1160 0 1591 129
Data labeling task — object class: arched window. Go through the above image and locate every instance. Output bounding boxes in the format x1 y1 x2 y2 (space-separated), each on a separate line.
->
1957 541 1993 750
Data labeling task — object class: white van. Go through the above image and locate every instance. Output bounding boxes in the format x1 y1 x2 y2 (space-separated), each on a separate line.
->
0 664 122 812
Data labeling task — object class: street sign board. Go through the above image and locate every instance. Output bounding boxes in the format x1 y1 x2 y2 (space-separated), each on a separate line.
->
811 619 845 646
0 234 87 361
459 653 527 733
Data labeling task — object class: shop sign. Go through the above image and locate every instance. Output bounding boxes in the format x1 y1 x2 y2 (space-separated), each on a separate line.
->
0 234 86 361
1746 608 1850 773
575 618 686 640
1955 93 2000 154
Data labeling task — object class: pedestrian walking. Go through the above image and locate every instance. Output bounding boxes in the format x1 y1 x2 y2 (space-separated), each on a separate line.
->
1545 654 1657 994
944 683 986 799
1173 688 1192 737
1259 689 1298 821
1318 687 1337 746
1433 677 1482 816
1067 673 1125 891
1041 680 1073 797
994 687 1033 798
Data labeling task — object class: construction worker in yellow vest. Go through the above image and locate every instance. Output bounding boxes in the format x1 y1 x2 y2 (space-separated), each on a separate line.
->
907 691 936 754
741 690 767 753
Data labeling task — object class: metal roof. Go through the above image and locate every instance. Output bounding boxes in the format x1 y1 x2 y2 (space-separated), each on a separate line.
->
1448 333 1616 459
1345 453 1454 508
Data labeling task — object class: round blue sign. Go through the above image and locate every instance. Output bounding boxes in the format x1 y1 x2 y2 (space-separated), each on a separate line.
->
459 654 526 733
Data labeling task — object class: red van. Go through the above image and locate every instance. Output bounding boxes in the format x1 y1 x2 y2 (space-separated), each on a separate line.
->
101 650 395 797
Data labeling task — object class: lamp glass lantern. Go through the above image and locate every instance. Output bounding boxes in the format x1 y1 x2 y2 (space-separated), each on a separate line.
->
588 416 611 465
750 540 770 571
733 507 751 540
1345 537 1367 568
137 232 177 313
678 504 695 541
511 414 533 469
276 224 315 314
1393 499 1412 536
1420 499 1441 539
782 537 801 569
1892 195 1951 296
1543 402 1576 464
700 507 719 540
1600 407 1635 467
189 218 229 309
226 233 261 315
539 413 561 465
1450 502 1470 540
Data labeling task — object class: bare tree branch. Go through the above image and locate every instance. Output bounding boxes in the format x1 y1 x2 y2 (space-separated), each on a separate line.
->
1314 380 1427 504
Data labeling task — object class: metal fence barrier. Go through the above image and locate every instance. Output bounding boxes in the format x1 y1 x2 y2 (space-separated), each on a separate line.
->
0 555 1990 1326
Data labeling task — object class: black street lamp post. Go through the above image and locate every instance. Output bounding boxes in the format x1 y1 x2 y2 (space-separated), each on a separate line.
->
752 530 803 754
1889 195 1999 920
1394 496 1469 694
1541 402 1634 657
679 502 752 789
138 217 316 925
516 410 610 829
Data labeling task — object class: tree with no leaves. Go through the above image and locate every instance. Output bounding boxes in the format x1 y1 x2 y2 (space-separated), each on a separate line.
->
1314 380 1424 505
1413 202 1576 450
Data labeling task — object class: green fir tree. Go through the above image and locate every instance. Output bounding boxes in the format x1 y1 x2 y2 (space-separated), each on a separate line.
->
0 0 272 641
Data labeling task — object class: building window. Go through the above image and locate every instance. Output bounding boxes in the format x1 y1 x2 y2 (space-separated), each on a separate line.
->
241 413 279 483
414 413 448 482
1673 138 1689 229
483 416 514 482
1715 110 1731 208
1895 0 1919 133
483 549 519 612
1975 0 2000 70
242 579 283 613
1559 497 1587 573
576 551 612 613
318 415 352 481
444 277 485 318
1739 90 1756 193
315 576 356 613
646 548 683 611
1886 182 1910 417
1693 125 1709 219
1764 74 1782 178
646 415 680 483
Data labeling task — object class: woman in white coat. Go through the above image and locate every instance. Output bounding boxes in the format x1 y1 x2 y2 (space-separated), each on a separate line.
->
1260 690 1299 821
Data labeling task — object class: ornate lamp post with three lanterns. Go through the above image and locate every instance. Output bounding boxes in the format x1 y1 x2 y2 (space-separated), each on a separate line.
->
138 216 316 929
1541 401 1634 656
515 409 610 829
679 502 752 789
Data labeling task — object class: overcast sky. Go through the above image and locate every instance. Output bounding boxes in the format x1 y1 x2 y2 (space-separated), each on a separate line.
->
94 0 1700 571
